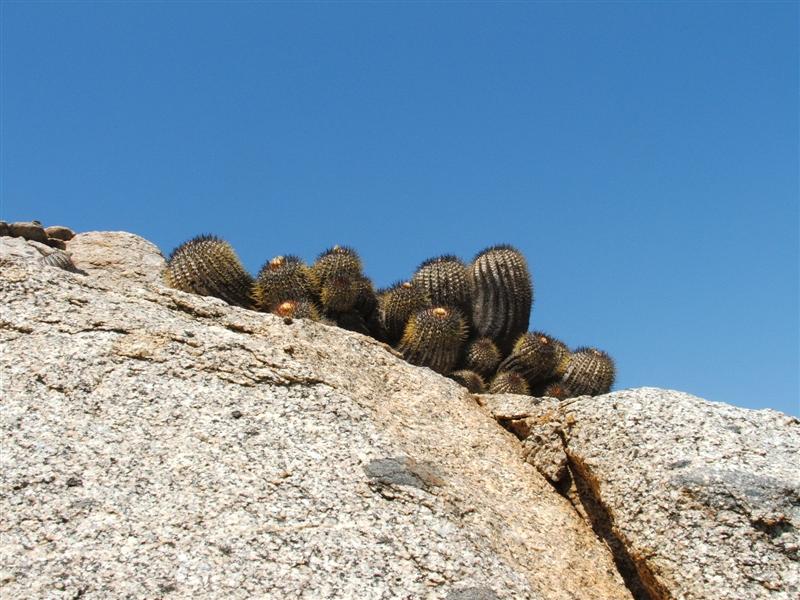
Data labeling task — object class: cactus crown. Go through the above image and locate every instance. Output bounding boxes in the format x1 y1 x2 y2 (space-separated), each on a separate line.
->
412 254 471 312
397 305 468 374
489 370 530 396
498 330 559 385
253 254 317 311
448 370 486 394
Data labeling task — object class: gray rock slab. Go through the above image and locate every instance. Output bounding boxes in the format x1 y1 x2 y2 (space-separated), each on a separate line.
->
509 388 800 600
0 232 631 600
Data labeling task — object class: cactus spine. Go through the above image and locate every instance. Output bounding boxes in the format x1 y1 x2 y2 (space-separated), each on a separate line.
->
164 235 253 309
462 337 502 377
253 255 318 312
448 370 486 393
489 370 530 396
498 331 560 386
378 281 431 345
397 306 468 375
561 347 616 396
469 245 532 354
411 255 471 314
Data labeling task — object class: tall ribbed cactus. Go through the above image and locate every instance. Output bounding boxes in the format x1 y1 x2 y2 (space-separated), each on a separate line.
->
469 245 532 354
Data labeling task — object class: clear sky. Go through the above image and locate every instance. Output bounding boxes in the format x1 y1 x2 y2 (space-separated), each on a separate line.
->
2 1 797 416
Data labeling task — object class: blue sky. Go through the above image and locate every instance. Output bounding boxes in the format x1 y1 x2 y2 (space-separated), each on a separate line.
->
2 2 797 416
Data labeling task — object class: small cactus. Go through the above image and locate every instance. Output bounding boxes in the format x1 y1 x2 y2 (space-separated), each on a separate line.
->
253 255 318 312
411 255 471 313
397 306 468 375
312 246 365 313
489 370 530 395
448 370 486 393
532 379 573 400
498 331 560 386
164 235 253 309
469 245 533 354
378 281 431 345
561 347 616 396
311 245 362 284
462 337 502 377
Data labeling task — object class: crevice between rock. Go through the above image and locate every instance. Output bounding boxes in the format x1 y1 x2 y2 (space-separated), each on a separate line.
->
493 406 664 600
558 441 667 600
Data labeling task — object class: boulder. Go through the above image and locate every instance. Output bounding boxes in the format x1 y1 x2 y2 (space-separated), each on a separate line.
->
480 390 800 600
0 233 631 599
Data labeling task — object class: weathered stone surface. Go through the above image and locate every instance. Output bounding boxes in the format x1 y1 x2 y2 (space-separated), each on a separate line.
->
44 225 76 241
7 220 48 243
1 236 44 262
66 231 166 285
0 232 631 599
486 389 800 600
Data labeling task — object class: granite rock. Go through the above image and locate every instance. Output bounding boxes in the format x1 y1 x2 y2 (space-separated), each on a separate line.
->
0 233 631 599
482 389 800 600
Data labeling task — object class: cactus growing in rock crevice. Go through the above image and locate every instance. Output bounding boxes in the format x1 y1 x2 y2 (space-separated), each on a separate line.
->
469 245 532 355
160 234 616 399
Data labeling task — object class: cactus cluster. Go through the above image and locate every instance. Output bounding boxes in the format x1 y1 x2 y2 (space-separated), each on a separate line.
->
163 235 616 399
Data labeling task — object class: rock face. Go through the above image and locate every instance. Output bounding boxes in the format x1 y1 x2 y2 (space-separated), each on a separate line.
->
2 231 798 600
0 233 632 599
481 390 800 600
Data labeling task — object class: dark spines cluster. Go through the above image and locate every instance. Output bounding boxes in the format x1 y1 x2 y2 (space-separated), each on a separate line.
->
497 332 560 386
561 347 616 397
489 370 530 396
163 237 616 399
253 255 318 313
463 337 502 377
397 306 468 375
164 235 254 309
378 281 431 345
312 246 365 314
411 255 471 314
470 245 533 355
